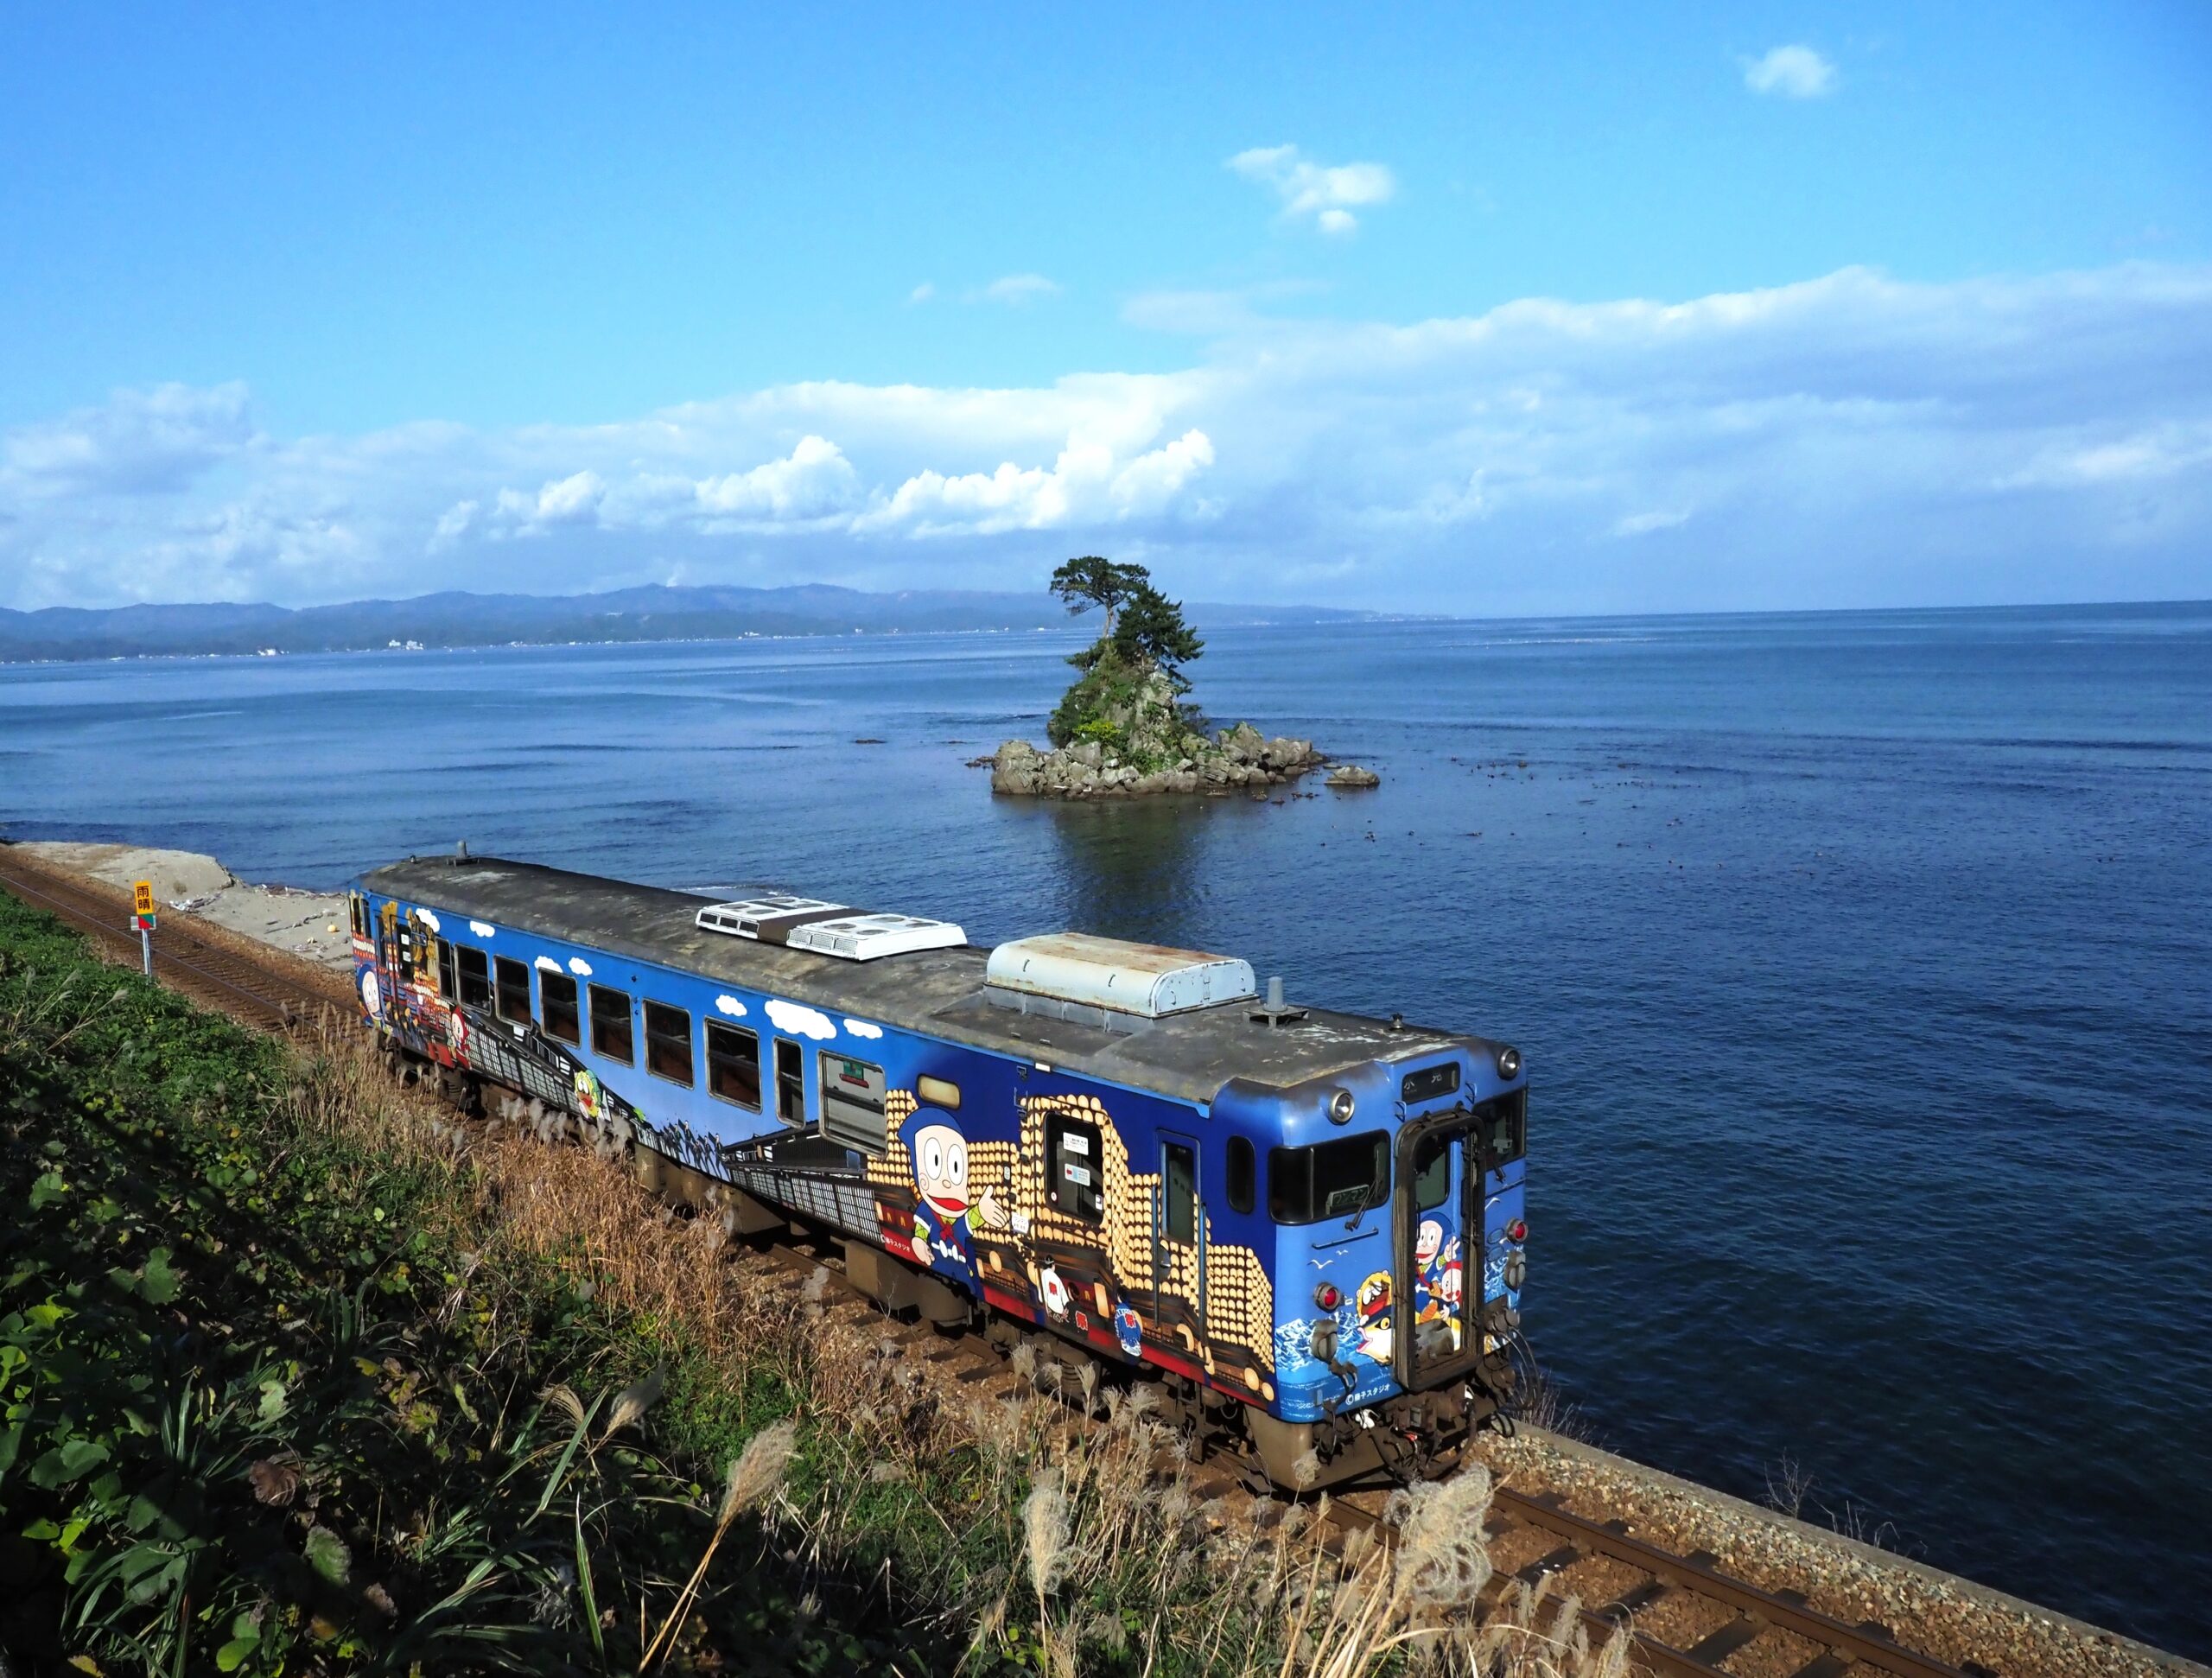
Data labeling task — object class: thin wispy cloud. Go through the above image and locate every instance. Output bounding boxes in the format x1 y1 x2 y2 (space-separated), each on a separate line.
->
1743 44 1837 99
4 264 2208 614
907 282 936 304
969 272 1060 305
1612 508 1692 537
1228 144 1395 235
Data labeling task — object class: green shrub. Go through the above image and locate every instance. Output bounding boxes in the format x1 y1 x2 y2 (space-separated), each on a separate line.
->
0 892 947 1676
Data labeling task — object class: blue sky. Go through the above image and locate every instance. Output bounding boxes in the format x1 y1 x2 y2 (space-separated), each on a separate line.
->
2 2 2208 613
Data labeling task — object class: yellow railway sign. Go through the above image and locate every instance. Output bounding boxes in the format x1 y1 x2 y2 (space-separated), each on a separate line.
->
132 880 155 917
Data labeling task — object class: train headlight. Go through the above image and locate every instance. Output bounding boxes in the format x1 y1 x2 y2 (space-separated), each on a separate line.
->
1326 1087 1356 1125
1496 1046 1522 1080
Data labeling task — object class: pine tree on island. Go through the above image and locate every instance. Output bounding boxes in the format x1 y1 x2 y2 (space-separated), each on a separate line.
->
989 558 1355 798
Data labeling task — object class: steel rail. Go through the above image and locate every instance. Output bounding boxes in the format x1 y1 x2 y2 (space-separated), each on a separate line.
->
0 854 341 1033
1489 1486 1972 1678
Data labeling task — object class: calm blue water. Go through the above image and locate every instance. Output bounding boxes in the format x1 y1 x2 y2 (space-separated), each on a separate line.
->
5 604 2210 1656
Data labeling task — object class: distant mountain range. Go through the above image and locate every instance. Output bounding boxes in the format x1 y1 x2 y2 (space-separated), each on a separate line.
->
0 584 1375 663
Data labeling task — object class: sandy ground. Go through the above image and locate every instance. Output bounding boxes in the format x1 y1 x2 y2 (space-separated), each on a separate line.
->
18 842 355 971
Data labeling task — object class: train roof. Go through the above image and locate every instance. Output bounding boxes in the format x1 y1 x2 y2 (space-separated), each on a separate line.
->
359 854 1478 1107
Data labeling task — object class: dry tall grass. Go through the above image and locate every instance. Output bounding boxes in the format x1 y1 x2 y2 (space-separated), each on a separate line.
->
280 1024 1635 1676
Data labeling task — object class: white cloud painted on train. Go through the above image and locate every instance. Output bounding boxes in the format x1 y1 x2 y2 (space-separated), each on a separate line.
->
468 920 496 938
415 908 441 932
5 263 2210 614
567 957 593 976
535 956 563 972
714 995 748 1018
765 999 836 1041
843 1019 884 1039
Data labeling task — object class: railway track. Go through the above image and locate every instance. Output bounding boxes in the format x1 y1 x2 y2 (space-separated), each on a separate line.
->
0 848 350 1035
0 854 1988 1678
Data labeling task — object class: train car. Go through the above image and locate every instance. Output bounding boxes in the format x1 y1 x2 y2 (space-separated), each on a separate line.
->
348 850 1529 1489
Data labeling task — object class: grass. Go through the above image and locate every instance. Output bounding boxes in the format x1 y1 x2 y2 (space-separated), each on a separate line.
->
0 887 1632 1676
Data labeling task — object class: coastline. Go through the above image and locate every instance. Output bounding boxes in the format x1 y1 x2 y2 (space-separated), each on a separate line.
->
7 834 2202 1676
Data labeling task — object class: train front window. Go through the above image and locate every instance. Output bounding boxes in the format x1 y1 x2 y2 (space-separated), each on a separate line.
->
1477 1090 1527 1166
1413 1132 1452 1211
455 945 492 1010
494 957 533 1024
1268 1131 1389 1224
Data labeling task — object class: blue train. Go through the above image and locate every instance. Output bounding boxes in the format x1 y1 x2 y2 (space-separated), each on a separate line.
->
350 851 1528 1488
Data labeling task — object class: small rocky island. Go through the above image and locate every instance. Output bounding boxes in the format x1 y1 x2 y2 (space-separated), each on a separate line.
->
989 557 1376 799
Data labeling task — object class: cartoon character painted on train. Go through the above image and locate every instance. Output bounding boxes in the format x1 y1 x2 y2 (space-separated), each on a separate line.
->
1357 1271 1395 1364
903 1111 1014 1281
1412 1219 1465 1352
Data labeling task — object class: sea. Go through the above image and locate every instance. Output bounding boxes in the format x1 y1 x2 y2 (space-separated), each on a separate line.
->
4 601 2209 1657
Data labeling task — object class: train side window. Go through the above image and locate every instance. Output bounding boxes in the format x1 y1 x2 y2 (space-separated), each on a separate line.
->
644 1001 694 1085
1413 1132 1452 1211
588 984 633 1064
540 970 581 1045
1268 1131 1389 1224
437 939 458 1000
494 957 533 1024
1161 1141 1197 1245
1225 1135 1256 1215
348 893 366 937
1046 1114 1104 1224
819 1052 887 1154
705 1021 761 1109
455 945 492 1010
774 1040 805 1125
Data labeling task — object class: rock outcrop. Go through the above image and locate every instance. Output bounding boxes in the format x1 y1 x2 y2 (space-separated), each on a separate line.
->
1325 764 1381 789
991 715 1328 800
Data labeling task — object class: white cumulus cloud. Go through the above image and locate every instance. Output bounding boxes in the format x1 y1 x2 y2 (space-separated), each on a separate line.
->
1228 144 1396 234
1744 45 1837 99
4 264 2209 614
1 382 254 498
695 435 859 523
855 425 1215 536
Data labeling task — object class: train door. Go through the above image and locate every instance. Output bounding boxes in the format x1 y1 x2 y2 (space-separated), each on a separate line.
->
1396 1115 1478 1389
1150 1132 1206 1356
375 900 398 987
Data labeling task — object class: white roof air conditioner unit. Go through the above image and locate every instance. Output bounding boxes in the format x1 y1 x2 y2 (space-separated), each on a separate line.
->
985 931 1255 1020
694 896 964 960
